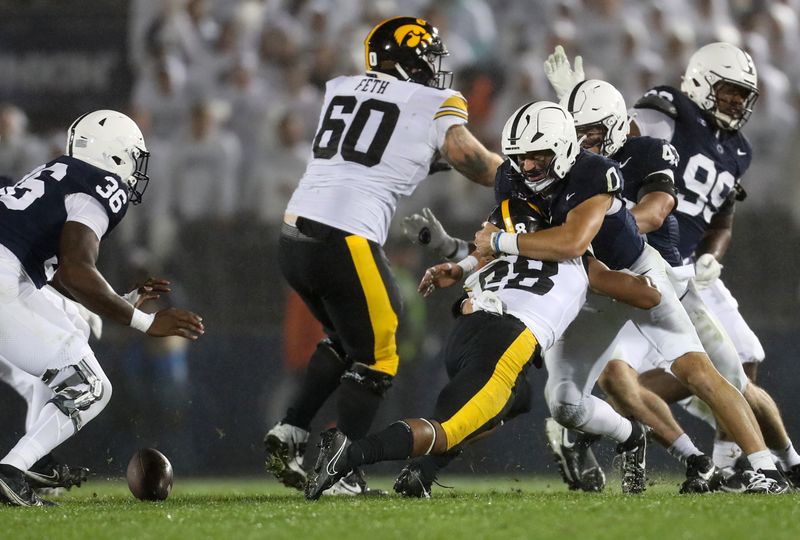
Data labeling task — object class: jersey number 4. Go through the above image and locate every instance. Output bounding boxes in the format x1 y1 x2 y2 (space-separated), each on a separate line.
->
312 96 400 167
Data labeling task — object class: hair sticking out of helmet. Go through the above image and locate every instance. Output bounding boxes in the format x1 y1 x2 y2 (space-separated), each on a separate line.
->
364 16 452 89
67 110 150 204
680 42 758 131
501 101 579 195
560 80 630 157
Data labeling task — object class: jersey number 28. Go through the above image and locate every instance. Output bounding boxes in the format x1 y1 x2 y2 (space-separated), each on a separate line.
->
312 96 400 167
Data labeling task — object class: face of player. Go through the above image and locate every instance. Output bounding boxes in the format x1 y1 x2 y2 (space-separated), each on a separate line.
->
516 150 555 183
714 82 750 121
575 124 605 154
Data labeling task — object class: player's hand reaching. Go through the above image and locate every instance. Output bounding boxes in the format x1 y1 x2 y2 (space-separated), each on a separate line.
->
418 262 464 297
694 253 722 289
124 277 172 308
543 45 585 99
402 208 463 259
473 222 501 258
147 308 205 340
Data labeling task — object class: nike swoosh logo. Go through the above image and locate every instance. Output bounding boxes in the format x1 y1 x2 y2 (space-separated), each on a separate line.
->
326 439 347 476
736 149 747 156
619 157 632 168
698 468 715 481
566 193 576 201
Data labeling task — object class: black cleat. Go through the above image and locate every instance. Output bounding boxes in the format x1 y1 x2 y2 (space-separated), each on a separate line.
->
325 467 388 497
264 423 309 491
24 454 88 491
305 428 351 501
743 469 790 494
718 456 752 493
0 464 57 507
616 421 648 494
544 418 605 492
680 454 715 494
394 463 433 499
782 463 800 490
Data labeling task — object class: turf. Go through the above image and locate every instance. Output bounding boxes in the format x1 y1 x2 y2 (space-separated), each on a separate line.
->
2 476 800 540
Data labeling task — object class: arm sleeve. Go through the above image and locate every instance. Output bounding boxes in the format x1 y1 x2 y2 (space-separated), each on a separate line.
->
432 93 469 149
64 193 110 240
632 108 676 141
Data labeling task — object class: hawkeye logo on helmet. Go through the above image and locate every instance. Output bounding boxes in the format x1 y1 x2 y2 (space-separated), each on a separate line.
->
394 23 432 49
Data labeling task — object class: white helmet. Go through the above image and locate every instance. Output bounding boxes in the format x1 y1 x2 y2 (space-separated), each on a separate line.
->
560 79 629 157
681 42 758 130
501 101 578 194
66 110 150 204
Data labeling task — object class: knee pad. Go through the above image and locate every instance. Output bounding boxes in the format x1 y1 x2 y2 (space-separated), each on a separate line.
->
547 381 592 429
41 359 110 431
341 362 393 397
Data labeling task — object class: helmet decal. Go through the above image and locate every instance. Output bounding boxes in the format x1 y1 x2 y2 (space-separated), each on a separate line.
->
393 23 433 49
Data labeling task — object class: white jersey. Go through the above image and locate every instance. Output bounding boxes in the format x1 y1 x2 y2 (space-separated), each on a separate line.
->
286 74 468 245
465 255 589 351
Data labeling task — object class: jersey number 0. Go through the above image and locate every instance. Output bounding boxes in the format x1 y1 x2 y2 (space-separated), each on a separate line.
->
312 96 400 167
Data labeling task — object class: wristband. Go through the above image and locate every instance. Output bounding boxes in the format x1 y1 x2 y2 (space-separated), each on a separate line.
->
130 308 155 332
491 232 520 255
456 255 479 276
445 238 470 261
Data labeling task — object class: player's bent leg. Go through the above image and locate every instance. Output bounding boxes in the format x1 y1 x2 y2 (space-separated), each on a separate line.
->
265 337 350 490
0 355 110 507
670 353 789 493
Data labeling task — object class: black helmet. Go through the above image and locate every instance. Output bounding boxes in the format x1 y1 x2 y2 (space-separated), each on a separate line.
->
487 197 548 234
364 16 452 89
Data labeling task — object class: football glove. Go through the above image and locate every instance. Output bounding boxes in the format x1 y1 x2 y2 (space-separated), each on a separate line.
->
402 208 467 260
694 253 722 289
543 45 585 99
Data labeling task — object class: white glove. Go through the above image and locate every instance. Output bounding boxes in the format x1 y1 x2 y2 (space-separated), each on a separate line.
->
694 253 722 289
543 45 585 99
402 208 467 260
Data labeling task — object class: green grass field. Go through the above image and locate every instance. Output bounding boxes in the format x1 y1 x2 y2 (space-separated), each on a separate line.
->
2 475 800 540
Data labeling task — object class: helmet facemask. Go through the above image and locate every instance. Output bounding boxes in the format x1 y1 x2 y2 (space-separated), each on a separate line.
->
127 147 150 205
508 151 560 195
706 79 758 130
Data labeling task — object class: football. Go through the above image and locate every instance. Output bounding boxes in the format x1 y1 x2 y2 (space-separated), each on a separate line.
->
126 448 174 501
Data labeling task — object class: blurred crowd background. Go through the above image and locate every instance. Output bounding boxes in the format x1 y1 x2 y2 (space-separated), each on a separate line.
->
1 0 800 480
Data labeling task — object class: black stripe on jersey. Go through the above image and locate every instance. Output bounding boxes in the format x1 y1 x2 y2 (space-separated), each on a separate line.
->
67 112 91 156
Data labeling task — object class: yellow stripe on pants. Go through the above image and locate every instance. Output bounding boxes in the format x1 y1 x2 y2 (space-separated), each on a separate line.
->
441 328 538 449
345 236 399 376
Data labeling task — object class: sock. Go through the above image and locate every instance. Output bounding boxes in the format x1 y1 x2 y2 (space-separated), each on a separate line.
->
667 433 703 465
772 442 800 469
1 404 76 471
712 440 742 469
283 343 349 430
346 421 413 469
748 449 777 472
576 396 632 444
336 378 382 440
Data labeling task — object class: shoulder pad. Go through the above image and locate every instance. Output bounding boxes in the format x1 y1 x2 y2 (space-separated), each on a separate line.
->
633 94 678 119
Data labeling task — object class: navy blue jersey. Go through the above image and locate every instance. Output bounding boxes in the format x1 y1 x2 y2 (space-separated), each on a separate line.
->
495 150 644 270
636 85 752 258
0 155 129 287
612 136 682 266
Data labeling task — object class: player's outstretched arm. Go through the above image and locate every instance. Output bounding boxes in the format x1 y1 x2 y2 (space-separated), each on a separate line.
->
586 257 661 309
474 195 610 261
631 191 675 234
440 125 503 186
53 222 204 339
543 45 585 99
402 207 472 260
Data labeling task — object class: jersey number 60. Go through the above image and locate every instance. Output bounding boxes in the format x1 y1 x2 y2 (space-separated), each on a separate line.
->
312 96 400 167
